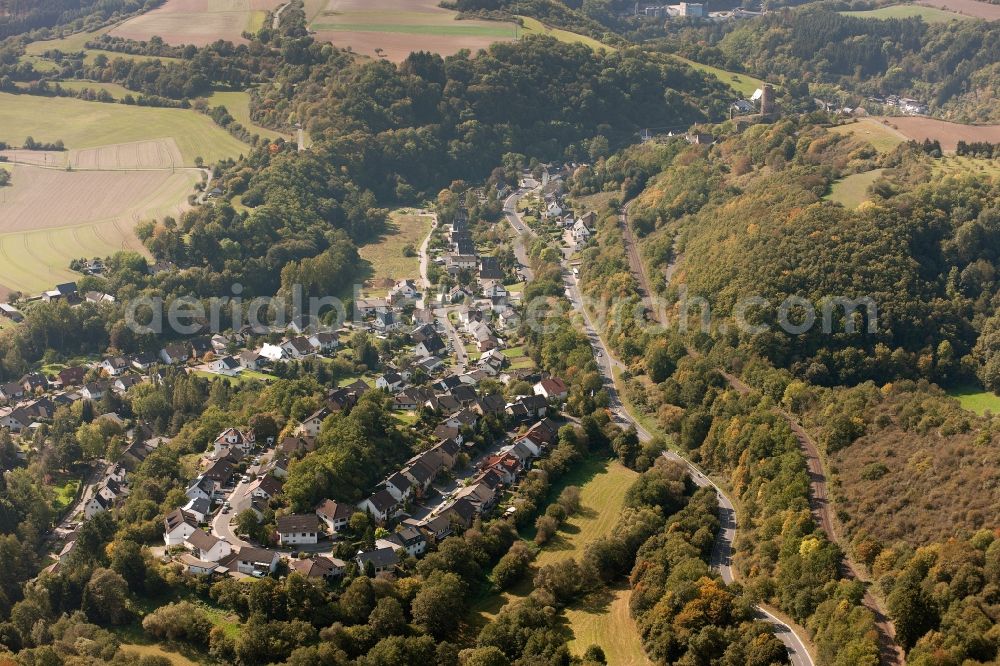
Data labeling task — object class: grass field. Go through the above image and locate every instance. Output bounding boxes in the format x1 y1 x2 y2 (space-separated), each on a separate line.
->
475 458 649 664
670 55 764 97
51 477 82 512
205 90 290 140
841 4 971 22
826 168 886 208
829 119 906 153
948 384 1000 415
118 643 200 666
516 16 612 52
24 27 113 55
0 92 248 164
358 209 433 291
310 0 516 61
53 80 135 98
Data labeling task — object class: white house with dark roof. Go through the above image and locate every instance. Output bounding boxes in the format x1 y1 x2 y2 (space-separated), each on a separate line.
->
185 530 233 562
277 514 321 545
164 508 198 545
316 499 353 533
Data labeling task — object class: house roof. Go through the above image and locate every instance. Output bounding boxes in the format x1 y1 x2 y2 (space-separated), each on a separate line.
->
357 547 400 569
386 472 411 493
290 556 345 578
186 529 223 551
316 499 353 522
164 508 197 532
364 489 398 513
277 514 319 534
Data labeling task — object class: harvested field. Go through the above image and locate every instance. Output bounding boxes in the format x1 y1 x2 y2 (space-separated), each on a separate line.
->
0 92 248 164
0 163 196 294
70 139 185 170
310 0 516 61
915 0 1000 19
110 0 284 47
878 116 1000 152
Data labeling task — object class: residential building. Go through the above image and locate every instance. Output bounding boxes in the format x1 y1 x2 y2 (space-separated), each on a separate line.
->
276 514 322 546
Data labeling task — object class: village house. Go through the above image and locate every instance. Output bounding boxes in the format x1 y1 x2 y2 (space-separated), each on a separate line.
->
276 514 322 546
84 493 111 519
0 303 23 322
185 530 233 562
186 476 216 503
358 489 400 524
57 366 87 387
356 547 399 575
209 356 242 376
212 428 255 457
100 357 129 377
388 279 420 305
378 525 427 558
355 298 389 318
160 343 189 365
415 333 446 358
533 377 568 401
239 350 264 370
281 336 314 359
383 472 413 502
163 508 198 546
219 547 279 576
290 556 345 581
297 406 331 438
245 475 283 502
315 499 353 533
308 332 339 353
375 371 404 393
183 496 212 523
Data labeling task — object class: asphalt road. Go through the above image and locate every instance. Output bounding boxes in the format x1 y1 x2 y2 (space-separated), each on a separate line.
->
557 218 817 666
503 189 536 282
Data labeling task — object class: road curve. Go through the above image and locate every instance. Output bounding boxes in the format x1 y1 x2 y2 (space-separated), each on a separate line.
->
621 203 906 664
498 182 815 665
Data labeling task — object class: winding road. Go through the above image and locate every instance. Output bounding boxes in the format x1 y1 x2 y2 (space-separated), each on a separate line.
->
620 203 903 665
504 187 815 666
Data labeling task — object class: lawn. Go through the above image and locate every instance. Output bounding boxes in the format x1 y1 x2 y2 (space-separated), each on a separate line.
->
948 384 1000 415
841 4 970 23
829 119 906 154
193 369 276 385
0 92 248 165
205 90 291 141
358 209 433 290
826 169 886 208
51 477 82 512
670 55 764 97
516 16 612 52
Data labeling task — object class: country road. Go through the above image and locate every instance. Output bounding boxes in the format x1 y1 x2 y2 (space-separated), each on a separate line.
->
503 189 536 281
620 204 904 665
503 185 815 666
